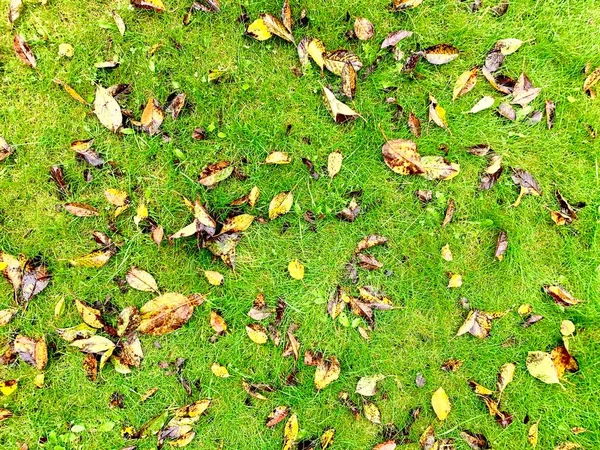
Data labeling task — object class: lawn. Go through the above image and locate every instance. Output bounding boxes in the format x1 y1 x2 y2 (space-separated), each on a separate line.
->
1 0 599 449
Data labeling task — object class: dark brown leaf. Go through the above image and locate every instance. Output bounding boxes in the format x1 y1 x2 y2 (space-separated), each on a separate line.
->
492 0 509 16
494 231 508 261
407 112 421 137
337 198 361 222
72 139 105 167
415 190 432 203
13 35 36 69
357 254 383 270
21 258 51 307
165 93 186 119
50 165 70 198
441 198 455 227
545 100 556 129
355 235 387 253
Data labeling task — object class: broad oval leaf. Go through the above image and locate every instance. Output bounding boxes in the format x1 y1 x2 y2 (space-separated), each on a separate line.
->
431 387 451 420
94 86 122 133
423 44 459 65
138 292 204 335
269 191 293 220
382 139 424 175
126 267 159 293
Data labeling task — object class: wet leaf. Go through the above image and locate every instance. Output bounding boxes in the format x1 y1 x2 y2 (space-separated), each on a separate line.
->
429 94 449 129
382 139 424 175
328 150 343 178
126 267 159 293
526 351 561 385
266 406 290 428
13 35 36 69
356 374 385 396
138 293 204 335
246 323 269 344
423 44 459 65
198 161 233 188
364 401 381 424
354 17 374 41
64 202 99 217
453 67 478 100
131 0 165 12
381 30 412 49
495 231 508 261
543 285 580 307
288 260 305 280
322 87 361 123
469 96 495 114
407 112 422 137
269 191 293 220
341 62 357 99
432 387 451 420
94 86 122 133
14 335 47 370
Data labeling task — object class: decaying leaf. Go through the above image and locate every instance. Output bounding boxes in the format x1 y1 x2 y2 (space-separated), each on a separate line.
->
246 323 269 344
363 401 381 424
423 44 459 65
453 67 478 100
198 161 233 188
266 406 290 428
431 387 451 420
354 17 374 41
382 139 424 175
512 73 541 107
381 30 412 49
528 421 539 447
341 63 357 99
269 191 293 220
322 87 361 123
469 96 495 114
13 35 36 69
456 310 504 339
551 345 578 378
138 293 204 335
583 66 600 92
282 413 298 450
356 374 385 396
441 358 463 372
497 362 516 394
131 0 165 12
391 0 423 10
260 12 294 43
323 50 363 75
526 351 561 385
408 112 422 137
543 285 580 307
306 351 341 390
126 267 159 293
511 168 542 206
9 0 23 24
460 431 490 449
429 94 449 129
355 234 387 253
495 231 508 261
139 98 164 135
421 156 460 181
14 335 47 370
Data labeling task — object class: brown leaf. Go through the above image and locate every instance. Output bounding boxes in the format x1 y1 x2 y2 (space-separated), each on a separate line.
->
423 44 459 65
497 102 516 121
453 67 478 100
415 189 432 203
543 285 580 307
441 359 463 372
460 431 490 449
165 92 186 119
281 0 293 32
8 0 23 24
355 235 387 253
117 306 141 337
402 52 422 72
126 267 159 293
495 231 508 261
322 86 361 123
72 139 105 167
354 17 374 41
441 198 455 227
407 112 421 137
0 252 22 301
313 354 341 390
20 258 50 306
392 0 423 10
64 202 99 217
14 334 47 370
131 0 165 12
138 293 204 335
357 254 383 270
341 63 357 99
323 49 363 75
492 0 509 16
266 406 290 428
583 66 600 92
511 168 542 206
13 35 36 69
337 198 361 222
139 98 164 135
381 30 412 49
512 73 541 107
545 99 556 129
261 13 294 43
0 137 13 162
338 391 361 420
456 310 502 339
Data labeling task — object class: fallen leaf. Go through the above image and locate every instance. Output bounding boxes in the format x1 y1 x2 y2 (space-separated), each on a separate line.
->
0 137 13 162
14 335 47 370
560 320 575 337
261 13 294 43
583 66 600 92
381 30 413 48
138 293 204 335
265 151 291 165
220 214 255 234
495 231 508 260
382 139 424 175
545 100 556 129
512 73 541 107
364 401 381 424
460 430 490 449
204 270 224 286
341 63 357 99
64 202 99 217
354 17 374 41
431 387 451 420
355 235 387 253
211 362 230 378
328 150 343 178
198 161 233 188
337 198 361 222
528 421 539 447
94 86 122 133
356 374 385 396
448 273 463 288
441 359 463 372
322 86 361 123
13 35 36 69
266 406 290 428
246 323 269 344
72 139 104 167
498 102 516 121
323 50 363 75
392 0 423 10
526 351 561 385
469 96 495 113
70 246 116 268
429 94 449 129
453 67 478 100
456 310 502 339
441 244 453 261
269 191 293 220
551 345 578 378
282 413 298 450
314 354 341 390
112 10 126 35
139 98 164 135
497 362 516 394
511 168 542 206
126 267 159 293
421 156 460 181
131 0 165 12
495 38 523 55
288 260 305 280
423 44 459 65
0 379 18 396
408 112 422 137
543 285 580 307
321 428 335 449
8 0 23 24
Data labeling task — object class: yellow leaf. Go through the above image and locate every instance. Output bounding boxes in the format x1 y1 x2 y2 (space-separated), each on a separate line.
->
528 421 539 447
134 203 148 226
104 188 129 207
246 323 268 344
518 304 532 316
131 0 165 12
283 413 298 450
441 244 453 261
0 380 18 396
526 351 561 385
307 38 326 69
314 356 340 390
265 151 291 164
382 139 423 176
327 150 343 179
75 299 104 329
138 292 204 335
211 362 230 378
496 38 523 55
288 260 305 280
429 94 448 129
497 362 516 394
93 86 122 133
447 273 462 288
0 308 17 326
248 186 260 207
126 267 159 293
246 17 272 41
431 387 451 420
322 86 361 123
320 428 335 449
269 191 293 220
452 67 478 100
220 214 255 234
33 373 45 388
204 270 224 286
560 320 575 337
363 401 381 424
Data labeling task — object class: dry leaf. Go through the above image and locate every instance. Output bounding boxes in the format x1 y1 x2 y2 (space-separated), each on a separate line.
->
421 156 460 181
138 293 204 335
323 50 363 75
526 351 561 385
583 66 600 92
204 270 224 286
139 98 164 136
94 86 122 133
356 374 385 396
469 96 495 114
423 44 459 65
198 161 233 188
322 86 361 123
407 112 422 137
314 355 341 390
328 150 343 178
528 421 539 447
429 94 449 129
281 0 292 32
355 235 387 253
392 0 423 10
261 13 294 43
70 246 116 268
543 285 580 307
431 387 451 420
448 273 463 288
497 362 516 394
512 73 541 107
266 406 290 428
8 0 23 24
441 244 453 261
363 401 381 424
460 430 490 449
265 151 290 165
282 413 298 450
453 67 478 100
246 323 268 344
341 62 357 99
495 231 508 260
354 17 374 41
382 139 424 175
126 267 159 293
14 335 47 370
64 202 99 217
211 362 230 378
131 0 165 12
269 191 293 220
381 30 412 48
13 35 36 69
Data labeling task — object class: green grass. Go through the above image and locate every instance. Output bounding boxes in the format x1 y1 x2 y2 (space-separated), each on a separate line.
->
1 0 600 448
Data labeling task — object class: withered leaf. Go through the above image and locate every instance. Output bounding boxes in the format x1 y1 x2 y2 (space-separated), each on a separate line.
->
543 285 580 307
53 78 89 105
441 359 463 372
281 0 292 32
94 86 122 133
14 335 47 370
402 52 422 72
20 258 50 306
8 0 23 24
495 231 508 260
415 189 432 203
322 86 361 123
460 431 490 449
70 245 116 268
551 345 578 378
126 267 159 293
497 362 516 394
469 96 495 114
526 351 561 385
422 156 460 181
138 293 205 335
512 73 541 107
357 254 383 270
198 161 233 188
456 310 503 339
328 150 343 178
261 13 294 43
354 17 374 41
266 406 290 428
382 139 424 175
407 112 421 137
484 49 505 73
312 353 341 390
246 17 272 41
72 139 104 167
139 98 164 135
429 94 449 129
246 323 269 344
0 137 13 162
423 44 459 65
204 270 224 286
356 374 385 396
323 49 363 75
364 401 381 424
269 191 293 220
511 168 541 206
583 66 600 92
392 0 423 10
205 232 241 269
338 391 361 420
453 67 478 100
355 234 387 253
64 202 99 217
498 102 516 121
341 63 357 99
220 214 255 234
165 92 186 119
131 0 165 12
0 309 18 327
381 30 412 49
337 197 361 222
13 35 36 69
265 151 291 164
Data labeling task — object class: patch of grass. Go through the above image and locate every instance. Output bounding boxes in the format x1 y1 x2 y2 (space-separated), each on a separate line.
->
1 0 600 449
